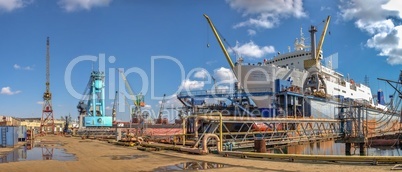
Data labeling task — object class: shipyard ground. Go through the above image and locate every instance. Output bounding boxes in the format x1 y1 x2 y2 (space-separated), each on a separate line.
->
0 136 397 172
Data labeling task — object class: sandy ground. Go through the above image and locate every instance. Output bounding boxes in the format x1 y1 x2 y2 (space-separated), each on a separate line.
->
0 135 398 172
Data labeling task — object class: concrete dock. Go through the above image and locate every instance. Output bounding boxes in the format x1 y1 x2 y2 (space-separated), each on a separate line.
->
0 135 398 172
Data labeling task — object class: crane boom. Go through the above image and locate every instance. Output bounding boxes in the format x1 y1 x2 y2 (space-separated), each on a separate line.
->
112 91 118 123
203 14 235 70
158 94 166 123
315 16 331 62
117 69 145 122
46 37 50 94
118 69 138 107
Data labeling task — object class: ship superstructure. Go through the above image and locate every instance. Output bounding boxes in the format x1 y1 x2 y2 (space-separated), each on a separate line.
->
202 13 391 120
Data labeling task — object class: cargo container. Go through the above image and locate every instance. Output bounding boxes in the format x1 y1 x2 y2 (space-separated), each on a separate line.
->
18 126 27 141
0 126 19 147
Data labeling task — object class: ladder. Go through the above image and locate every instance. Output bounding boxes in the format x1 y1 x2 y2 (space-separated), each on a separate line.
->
1 127 6 147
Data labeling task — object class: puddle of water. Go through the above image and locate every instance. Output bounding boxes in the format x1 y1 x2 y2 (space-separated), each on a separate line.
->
153 161 229 171
0 144 76 163
102 154 147 160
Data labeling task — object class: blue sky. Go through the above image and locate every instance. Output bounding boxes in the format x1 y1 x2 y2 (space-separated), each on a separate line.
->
0 0 402 121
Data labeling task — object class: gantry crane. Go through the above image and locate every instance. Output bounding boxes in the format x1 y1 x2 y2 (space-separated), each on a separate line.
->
156 94 168 124
303 16 331 96
40 37 55 134
77 71 112 127
117 69 145 123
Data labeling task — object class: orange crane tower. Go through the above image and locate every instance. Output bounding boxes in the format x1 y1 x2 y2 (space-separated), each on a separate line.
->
40 37 55 134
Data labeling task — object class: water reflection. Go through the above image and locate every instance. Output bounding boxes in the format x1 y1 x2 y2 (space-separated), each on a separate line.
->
269 140 402 156
0 142 76 163
284 141 344 155
153 161 229 171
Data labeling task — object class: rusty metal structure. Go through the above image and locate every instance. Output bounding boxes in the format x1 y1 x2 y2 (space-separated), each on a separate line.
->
40 37 55 134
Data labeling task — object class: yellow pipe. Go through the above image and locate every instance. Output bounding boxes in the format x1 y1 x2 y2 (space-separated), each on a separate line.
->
203 14 235 70
219 112 223 151
220 151 402 163
190 115 339 123
182 116 186 146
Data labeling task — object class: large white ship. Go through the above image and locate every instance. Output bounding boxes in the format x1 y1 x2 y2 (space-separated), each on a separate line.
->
201 14 401 134
231 17 391 120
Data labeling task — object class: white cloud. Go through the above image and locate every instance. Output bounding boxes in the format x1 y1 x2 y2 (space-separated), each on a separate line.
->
382 0 402 18
229 41 275 58
215 85 231 93
227 0 306 29
0 0 31 12
234 13 280 29
206 60 217 66
320 6 331 11
339 0 402 65
58 0 112 12
13 64 20 69
143 104 152 109
164 94 183 108
214 67 237 84
14 64 33 70
1 87 21 95
216 85 230 90
106 106 112 110
247 29 256 36
37 101 44 105
179 79 205 90
193 69 209 79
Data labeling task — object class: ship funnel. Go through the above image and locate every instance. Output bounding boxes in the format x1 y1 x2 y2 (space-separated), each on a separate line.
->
309 25 317 60
377 89 385 105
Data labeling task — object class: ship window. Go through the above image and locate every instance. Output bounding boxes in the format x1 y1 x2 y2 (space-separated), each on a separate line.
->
351 93 353 96
334 88 340 91
291 63 293 65
342 90 346 93
298 62 299 64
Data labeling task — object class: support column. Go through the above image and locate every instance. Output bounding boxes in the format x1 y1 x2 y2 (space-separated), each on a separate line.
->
345 143 351 156
359 143 365 156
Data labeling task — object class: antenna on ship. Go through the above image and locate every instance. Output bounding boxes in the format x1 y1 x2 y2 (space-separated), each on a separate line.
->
300 27 305 46
364 75 370 87
294 27 306 51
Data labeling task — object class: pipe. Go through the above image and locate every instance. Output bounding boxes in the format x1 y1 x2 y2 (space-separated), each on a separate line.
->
194 117 199 140
202 133 222 152
188 115 338 123
180 133 222 155
219 113 223 151
220 151 402 164
192 113 223 148
182 116 186 146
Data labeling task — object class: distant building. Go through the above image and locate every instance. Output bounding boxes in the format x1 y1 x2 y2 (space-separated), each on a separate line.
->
0 115 21 126
0 116 70 132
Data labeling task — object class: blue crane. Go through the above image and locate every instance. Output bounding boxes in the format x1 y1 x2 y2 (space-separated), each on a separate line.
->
77 71 112 127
